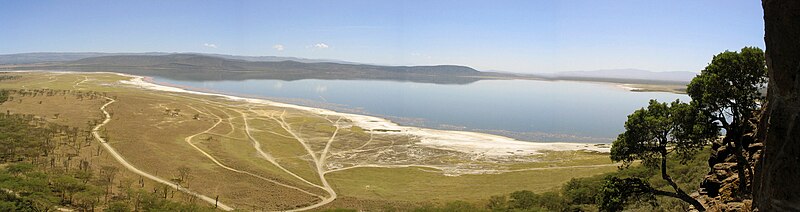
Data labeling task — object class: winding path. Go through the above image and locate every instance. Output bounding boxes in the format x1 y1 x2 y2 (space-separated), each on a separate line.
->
266 110 338 212
92 97 234 211
182 105 325 199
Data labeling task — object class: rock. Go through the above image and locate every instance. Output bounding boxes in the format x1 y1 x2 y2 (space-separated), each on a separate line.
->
714 162 737 172
747 142 763 152
727 202 745 211
743 199 753 210
709 143 731 166
750 151 761 163
715 169 729 179
748 143 763 149
723 175 739 185
719 190 739 204
701 175 722 197
694 103 774 211
724 153 738 163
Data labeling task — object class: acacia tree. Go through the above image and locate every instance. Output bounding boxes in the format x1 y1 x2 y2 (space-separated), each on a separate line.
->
176 166 191 188
604 100 717 211
686 47 767 195
99 166 119 202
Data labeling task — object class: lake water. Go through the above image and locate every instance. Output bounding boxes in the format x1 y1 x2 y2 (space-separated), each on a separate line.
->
152 77 689 143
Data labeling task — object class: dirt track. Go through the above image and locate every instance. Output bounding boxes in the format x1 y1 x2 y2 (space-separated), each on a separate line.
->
92 97 234 211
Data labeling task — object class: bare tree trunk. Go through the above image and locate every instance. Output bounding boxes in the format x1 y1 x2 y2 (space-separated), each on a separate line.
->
725 130 751 197
661 153 706 211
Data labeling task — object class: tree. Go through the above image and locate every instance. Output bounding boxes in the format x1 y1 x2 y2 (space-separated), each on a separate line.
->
508 190 537 210
562 177 602 205
73 186 103 211
176 166 191 187
106 201 131 212
607 100 717 211
99 166 119 202
52 175 85 204
687 47 767 196
599 177 657 211
0 90 9 104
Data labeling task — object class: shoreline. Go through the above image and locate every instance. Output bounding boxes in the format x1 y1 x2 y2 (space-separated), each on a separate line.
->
124 74 611 156
145 77 615 143
3 70 611 156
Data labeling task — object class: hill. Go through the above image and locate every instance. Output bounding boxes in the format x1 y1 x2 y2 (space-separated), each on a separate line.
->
5 54 487 84
0 53 698 87
0 52 355 65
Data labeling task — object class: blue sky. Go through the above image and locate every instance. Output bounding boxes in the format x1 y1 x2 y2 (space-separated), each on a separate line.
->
0 0 764 73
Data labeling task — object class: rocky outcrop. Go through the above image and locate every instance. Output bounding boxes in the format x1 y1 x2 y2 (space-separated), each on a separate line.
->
754 1 800 211
696 114 763 211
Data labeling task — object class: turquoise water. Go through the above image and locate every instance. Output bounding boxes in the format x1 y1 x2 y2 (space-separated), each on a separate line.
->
152 77 689 143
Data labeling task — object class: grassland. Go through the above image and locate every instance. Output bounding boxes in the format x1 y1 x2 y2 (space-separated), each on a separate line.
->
0 71 619 211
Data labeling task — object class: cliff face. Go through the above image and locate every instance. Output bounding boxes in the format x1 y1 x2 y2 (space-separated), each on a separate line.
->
755 0 800 210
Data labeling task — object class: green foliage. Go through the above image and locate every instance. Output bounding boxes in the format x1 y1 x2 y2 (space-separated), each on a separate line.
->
537 192 568 212
0 90 9 104
686 46 767 197
598 177 657 212
0 168 61 211
443 200 485 212
607 99 714 211
106 201 131 212
687 46 767 130
132 189 215 211
0 113 63 162
611 99 717 167
562 177 602 205
509 190 538 209
482 191 569 212
6 163 34 175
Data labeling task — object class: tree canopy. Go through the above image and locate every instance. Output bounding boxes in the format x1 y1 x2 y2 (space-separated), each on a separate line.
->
687 46 767 131
687 46 767 195
611 100 717 167
606 99 716 211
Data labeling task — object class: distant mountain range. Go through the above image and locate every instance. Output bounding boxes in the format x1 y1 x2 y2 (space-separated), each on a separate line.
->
0 52 696 85
2 53 486 84
0 52 355 65
541 69 697 82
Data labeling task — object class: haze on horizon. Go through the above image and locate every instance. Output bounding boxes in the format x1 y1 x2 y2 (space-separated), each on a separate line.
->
1 0 764 73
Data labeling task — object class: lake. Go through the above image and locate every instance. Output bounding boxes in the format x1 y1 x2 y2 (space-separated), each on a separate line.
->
152 77 689 143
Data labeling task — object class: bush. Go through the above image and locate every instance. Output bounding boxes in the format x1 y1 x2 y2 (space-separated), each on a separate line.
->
562 177 602 205
0 90 8 104
487 195 508 211
509 190 537 210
